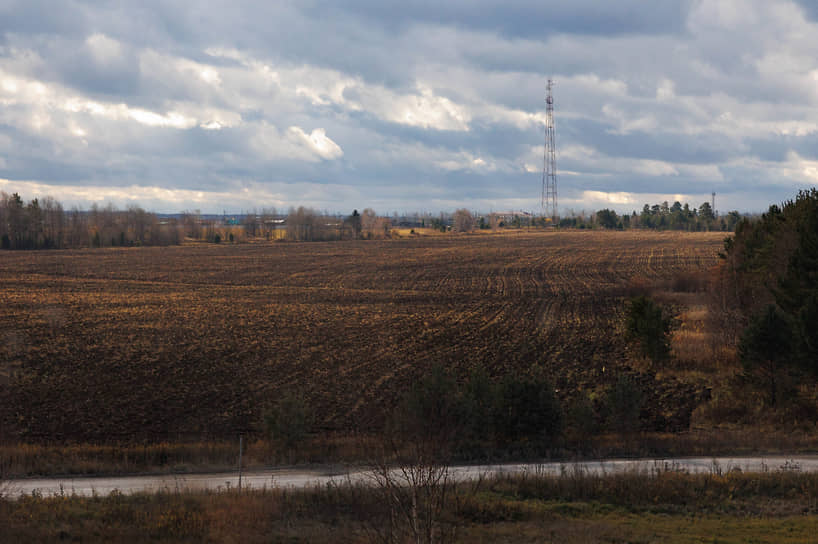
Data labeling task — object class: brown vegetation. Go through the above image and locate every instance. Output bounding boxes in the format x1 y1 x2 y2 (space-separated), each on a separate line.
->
4 468 818 542
0 192 181 249
0 232 725 456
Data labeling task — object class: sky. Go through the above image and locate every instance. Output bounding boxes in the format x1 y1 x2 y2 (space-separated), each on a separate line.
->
2 1 818 215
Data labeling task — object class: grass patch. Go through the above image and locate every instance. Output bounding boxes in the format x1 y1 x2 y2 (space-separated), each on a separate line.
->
4 469 818 542
0 434 371 478
7 427 818 478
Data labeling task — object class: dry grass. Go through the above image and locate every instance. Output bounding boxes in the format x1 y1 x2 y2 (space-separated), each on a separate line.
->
392 227 451 237
0 434 375 478
6 426 818 478
4 468 818 543
670 305 720 371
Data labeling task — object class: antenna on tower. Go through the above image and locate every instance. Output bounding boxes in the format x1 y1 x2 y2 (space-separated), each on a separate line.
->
541 79 558 222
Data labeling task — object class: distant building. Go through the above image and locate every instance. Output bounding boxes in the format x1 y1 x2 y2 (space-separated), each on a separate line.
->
490 211 533 225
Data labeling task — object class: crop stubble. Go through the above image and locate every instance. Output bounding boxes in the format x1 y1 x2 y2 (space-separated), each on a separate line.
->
0 231 724 441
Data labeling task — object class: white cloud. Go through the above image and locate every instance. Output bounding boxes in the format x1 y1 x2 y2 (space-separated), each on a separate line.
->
581 190 636 205
85 33 124 64
632 160 678 177
568 73 629 97
287 127 344 160
480 104 544 130
0 178 221 205
205 47 472 131
0 68 200 130
564 190 719 213
363 138 513 175
198 67 221 86
0 177 366 213
601 104 658 135
687 0 760 31
778 151 818 183
126 108 196 129
293 75 473 131
555 145 683 178
656 78 675 101
250 122 344 162
200 121 223 130
379 84 471 131
435 151 494 172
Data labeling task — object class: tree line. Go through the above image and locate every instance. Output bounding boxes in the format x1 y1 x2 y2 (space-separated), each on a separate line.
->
0 192 181 249
713 188 818 406
287 207 392 242
1 192 748 250
0 194 403 249
176 206 397 243
582 200 742 231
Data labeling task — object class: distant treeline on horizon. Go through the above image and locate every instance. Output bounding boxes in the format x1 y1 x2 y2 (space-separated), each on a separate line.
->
1 191 745 249
579 201 742 232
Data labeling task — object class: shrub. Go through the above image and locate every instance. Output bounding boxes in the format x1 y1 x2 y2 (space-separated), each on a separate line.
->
264 392 312 459
493 374 563 447
458 365 496 447
566 392 598 438
604 376 645 433
625 296 672 364
390 366 564 457
739 304 794 406
390 365 462 460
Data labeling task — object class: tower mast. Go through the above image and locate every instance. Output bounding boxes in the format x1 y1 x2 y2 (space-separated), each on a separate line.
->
541 79 558 222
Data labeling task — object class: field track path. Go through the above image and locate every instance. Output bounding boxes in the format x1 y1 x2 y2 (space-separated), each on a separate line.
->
6 456 818 499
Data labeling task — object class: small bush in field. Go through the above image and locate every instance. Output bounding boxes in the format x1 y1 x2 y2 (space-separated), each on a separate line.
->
391 365 461 455
604 376 645 433
566 392 598 437
493 374 563 448
390 365 564 457
264 392 312 456
625 295 672 364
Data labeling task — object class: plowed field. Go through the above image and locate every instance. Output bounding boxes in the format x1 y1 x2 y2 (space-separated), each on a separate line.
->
0 231 724 441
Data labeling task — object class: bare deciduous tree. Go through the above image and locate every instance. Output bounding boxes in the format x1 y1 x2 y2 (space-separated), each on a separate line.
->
359 208 392 239
367 446 455 544
0 194 180 249
286 206 317 241
452 209 475 233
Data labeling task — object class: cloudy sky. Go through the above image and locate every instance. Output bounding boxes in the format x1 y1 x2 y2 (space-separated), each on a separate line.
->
2 0 818 215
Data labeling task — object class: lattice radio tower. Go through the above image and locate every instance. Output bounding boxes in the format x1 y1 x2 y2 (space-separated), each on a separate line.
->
541 79 558 222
